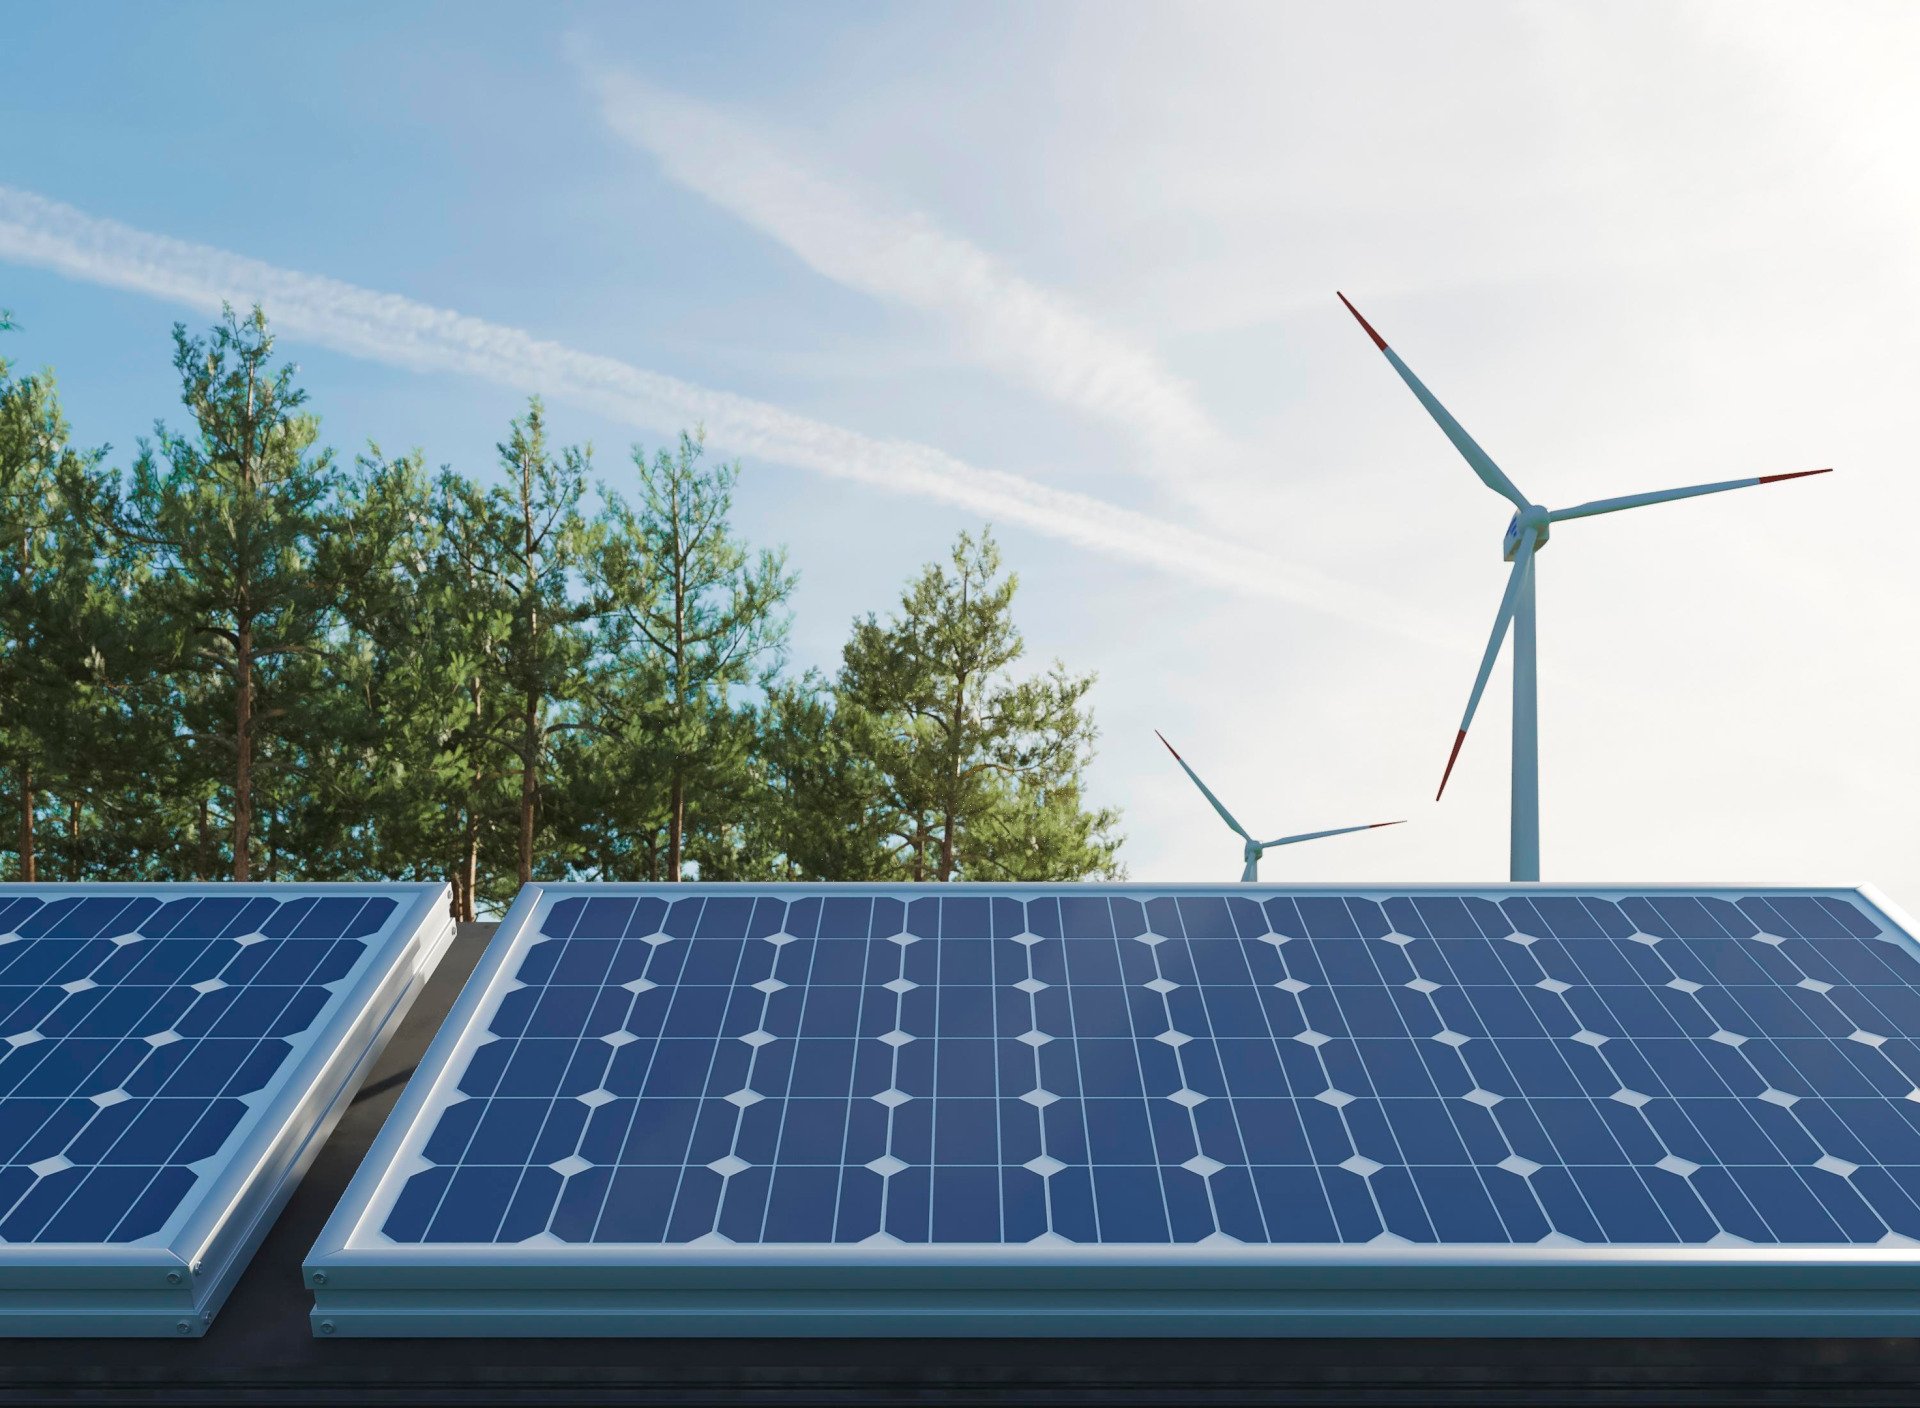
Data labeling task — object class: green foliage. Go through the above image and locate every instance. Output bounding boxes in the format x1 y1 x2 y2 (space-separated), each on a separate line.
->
588 433 794 880
121 304 341 879
482 401 597 895
0 341 139 881
302 448 470 889
755 676 895 879
0 310 1124 904
840 530 1122 881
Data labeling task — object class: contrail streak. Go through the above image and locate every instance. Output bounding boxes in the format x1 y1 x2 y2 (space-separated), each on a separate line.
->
0 185 1433 639
581 61 1238 493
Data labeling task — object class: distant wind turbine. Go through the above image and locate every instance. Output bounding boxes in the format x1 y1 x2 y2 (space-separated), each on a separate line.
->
1337 292 1831 882
1156 732 1404 881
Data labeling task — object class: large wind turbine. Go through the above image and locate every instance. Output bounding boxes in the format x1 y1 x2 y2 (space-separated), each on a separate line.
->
1157 732 1404 881
1337 292 1830 882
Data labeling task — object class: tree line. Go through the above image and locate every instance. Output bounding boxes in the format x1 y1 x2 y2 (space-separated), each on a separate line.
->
0 305 1122 918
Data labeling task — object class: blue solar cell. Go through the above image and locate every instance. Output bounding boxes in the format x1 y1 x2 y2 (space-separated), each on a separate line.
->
0 889 406 1246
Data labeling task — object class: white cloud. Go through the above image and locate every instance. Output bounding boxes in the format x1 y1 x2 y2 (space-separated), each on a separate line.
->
578 58 1242 497
0 184 1435 642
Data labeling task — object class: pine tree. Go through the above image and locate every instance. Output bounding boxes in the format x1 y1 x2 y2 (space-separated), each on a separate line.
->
548 652 674 883
409 401 599 909
298 448 468 894
756 675 894 879
27 521 171 882
840 529 1122 881
121 306 342 880
0 343 126 881
497 404 596 890
590 432 792 880
425 467 520 916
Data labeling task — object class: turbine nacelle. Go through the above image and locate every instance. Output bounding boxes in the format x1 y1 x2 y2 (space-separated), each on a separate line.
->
1503 506 1550 561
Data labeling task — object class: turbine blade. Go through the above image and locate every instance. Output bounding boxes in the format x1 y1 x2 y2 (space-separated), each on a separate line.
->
1262 820 1407 848
1548 468 1831 524
1338 292 1530 510
1156 730 1253 840
1439 531 1538 800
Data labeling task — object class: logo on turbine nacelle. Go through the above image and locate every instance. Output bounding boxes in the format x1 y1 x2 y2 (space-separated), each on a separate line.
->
1502 509 1549 562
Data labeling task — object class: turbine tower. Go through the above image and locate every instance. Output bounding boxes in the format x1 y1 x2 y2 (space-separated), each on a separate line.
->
1337 292 1830 882
1157 732 1404 881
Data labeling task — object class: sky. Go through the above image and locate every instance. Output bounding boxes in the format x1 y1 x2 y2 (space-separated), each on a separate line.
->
1 1 1915 908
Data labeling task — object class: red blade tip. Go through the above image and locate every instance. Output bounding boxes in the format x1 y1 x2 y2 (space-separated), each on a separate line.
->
1371 821 1408 829
1336 292 1389 351
1756 467 1833 485
1154 729 1182 762
1436 729 1468 801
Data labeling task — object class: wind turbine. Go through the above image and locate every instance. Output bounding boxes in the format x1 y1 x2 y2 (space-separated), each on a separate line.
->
1337 292 1830 882
1156 731 1404 881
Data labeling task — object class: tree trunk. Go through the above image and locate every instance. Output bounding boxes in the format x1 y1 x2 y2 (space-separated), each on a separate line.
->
463 675 483 922
233 620 253 880
667 775 684 881
519 692 537 885
67 797 80 881
937 572 971 883
17 761 33 882
666 488 686 881
940 666 965 882
461 805 481 924
234 362 259 882
195 796 211 881
518 450 538 887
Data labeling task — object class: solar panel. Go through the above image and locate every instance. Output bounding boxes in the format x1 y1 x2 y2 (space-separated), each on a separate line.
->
0 883 453 1336
308 883 1920 1336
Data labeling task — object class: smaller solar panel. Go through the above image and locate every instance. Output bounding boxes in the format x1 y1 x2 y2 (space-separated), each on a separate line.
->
0 883 453 1336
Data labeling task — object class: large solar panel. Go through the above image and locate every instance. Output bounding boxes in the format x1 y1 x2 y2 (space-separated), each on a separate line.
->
308 883 1920 1336
0 883 453 1335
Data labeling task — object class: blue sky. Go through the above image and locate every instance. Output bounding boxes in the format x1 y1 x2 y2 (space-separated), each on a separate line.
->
4 2 1916 906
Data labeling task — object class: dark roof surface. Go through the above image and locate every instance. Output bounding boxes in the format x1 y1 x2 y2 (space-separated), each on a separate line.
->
6 922 1920 1406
